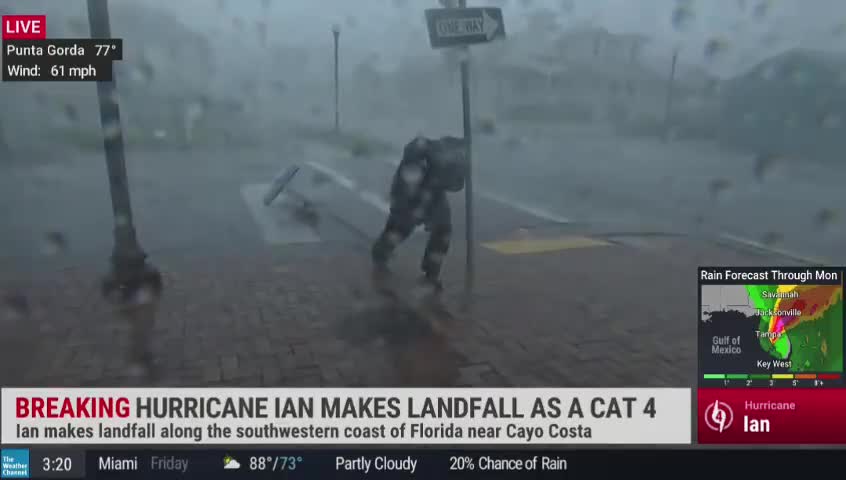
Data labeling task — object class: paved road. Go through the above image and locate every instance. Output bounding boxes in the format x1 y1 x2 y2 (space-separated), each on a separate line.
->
0 140 815 389
355 116 844 265
0 146 363 272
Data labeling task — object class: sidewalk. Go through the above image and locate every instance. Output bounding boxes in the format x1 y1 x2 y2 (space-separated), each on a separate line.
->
0 224 805 389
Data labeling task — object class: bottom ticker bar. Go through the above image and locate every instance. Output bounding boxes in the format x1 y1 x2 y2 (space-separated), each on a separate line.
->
6 448 845 479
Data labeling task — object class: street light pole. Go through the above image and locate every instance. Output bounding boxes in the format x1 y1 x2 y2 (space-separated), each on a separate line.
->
332 24 341 134
663 47 679 142
87 0 162 375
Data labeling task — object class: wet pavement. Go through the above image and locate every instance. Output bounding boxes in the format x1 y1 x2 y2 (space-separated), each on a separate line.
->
0 142 808 388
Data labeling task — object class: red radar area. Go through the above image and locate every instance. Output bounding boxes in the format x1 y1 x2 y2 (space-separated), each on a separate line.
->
697 267 846 445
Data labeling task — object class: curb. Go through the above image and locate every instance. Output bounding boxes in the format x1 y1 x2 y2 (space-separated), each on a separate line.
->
714 233 829 266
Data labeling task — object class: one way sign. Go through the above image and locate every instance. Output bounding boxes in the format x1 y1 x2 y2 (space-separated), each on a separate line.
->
424 7 506 49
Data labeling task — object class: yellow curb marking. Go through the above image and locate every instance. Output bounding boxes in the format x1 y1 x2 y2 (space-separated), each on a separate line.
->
482 235 612 255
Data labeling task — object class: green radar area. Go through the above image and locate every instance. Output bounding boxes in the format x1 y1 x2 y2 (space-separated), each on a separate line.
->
744 284 842 373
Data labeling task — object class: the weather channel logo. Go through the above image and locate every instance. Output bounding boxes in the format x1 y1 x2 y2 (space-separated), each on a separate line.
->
1 449 30 478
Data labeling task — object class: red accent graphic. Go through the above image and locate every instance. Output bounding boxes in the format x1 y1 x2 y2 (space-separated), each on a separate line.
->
698 388 846 444
16 396 131 418
2 15 47 40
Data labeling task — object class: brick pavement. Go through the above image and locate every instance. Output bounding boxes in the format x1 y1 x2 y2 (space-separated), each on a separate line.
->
0 229 804 388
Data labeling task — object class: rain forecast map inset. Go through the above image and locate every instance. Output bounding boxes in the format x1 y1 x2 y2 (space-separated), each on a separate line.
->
698 267 844 388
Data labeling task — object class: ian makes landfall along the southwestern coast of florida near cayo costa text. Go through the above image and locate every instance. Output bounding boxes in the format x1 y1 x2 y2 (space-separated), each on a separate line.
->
700 268 844 379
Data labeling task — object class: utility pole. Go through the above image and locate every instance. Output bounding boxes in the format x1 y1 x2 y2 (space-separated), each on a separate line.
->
663 47 679 142
332 24 341 134
87 0 162 376
458 0 475 306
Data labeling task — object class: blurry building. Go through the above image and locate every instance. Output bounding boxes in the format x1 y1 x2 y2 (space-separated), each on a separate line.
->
719 49 846 162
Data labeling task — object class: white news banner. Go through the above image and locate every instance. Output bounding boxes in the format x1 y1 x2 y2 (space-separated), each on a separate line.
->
1 388 692 445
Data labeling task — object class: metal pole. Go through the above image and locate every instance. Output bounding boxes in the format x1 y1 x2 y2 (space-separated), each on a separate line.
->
663 48 678 142
458 0 475 304
87 0 161 373
332 25 340 134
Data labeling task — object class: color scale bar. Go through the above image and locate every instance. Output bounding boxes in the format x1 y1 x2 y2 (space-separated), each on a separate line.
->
703 373 842 381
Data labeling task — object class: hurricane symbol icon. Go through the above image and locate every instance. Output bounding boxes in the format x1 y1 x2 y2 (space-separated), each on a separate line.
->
704 400 734 432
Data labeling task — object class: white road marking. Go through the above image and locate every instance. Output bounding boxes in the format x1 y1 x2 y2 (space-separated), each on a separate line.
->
359 191 390 213
240 183 321 244
300 160 423 237
717 233 827 265
305 160 357 190
477 190 570 224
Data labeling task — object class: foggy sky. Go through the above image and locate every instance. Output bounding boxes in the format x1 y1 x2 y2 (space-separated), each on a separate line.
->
157 0 846 74
9 0 846 76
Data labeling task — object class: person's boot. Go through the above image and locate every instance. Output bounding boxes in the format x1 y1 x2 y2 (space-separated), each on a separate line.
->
414 274 443 300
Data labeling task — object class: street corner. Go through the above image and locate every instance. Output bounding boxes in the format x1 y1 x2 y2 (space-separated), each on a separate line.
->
480 227 613 255
430 226 702 387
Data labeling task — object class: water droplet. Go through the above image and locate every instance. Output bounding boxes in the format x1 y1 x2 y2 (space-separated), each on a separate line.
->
814 208 838 230
63 104 78 123
1 293 29 321
752 0 771 19
255 21 267 46
345 15 358 29
760 231 783 247
819 113 842 129
133 57 155 83
671 5 695 31
103 120 122 141
707 178 733 200
66 17 88 35
752 153 781 182
115 214 129 227
704 37 729 62
41 231 68 256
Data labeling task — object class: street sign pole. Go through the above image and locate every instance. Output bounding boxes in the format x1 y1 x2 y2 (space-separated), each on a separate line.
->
424 3 504 308
87 0 162 377
458 0 475 304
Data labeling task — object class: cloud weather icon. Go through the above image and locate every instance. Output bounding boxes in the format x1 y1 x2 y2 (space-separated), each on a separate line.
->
223 456 241 470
